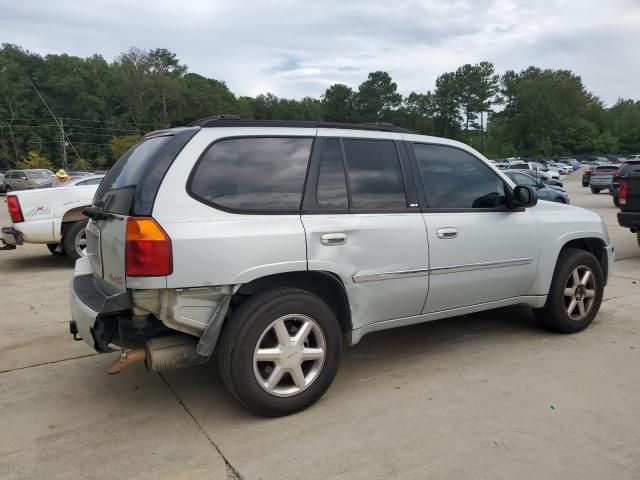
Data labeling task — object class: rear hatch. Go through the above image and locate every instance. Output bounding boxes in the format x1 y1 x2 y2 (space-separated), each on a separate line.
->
590 167 617 185
85 128 198 295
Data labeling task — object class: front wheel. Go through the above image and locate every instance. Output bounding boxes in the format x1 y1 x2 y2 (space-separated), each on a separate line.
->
63 219 88 262
535 248 604 333
590 188 600 194
218 288 342 416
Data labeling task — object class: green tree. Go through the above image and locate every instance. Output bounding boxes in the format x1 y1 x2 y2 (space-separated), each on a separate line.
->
433 72 461 138
322 84 355 122
17 150 53 169
354 71 402 122
110 134 141 160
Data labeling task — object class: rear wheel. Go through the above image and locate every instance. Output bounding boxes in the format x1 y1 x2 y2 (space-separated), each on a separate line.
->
63 219 88 262
590 188 600 194
535 248 604 333
218 288 342 416
613 196 620 207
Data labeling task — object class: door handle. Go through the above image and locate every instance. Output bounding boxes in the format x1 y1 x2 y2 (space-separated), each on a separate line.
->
437 227 458 239
321 233 347 246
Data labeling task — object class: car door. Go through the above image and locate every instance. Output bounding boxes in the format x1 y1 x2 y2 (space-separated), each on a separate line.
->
301 133 429 330
11 171 28 190
407 142 539 313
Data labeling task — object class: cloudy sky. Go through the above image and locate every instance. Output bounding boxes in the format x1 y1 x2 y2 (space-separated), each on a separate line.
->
1 0 639 105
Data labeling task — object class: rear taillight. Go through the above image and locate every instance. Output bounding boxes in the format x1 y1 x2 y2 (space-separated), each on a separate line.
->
619 181 628 206
125 217 172 277
7 196 23 223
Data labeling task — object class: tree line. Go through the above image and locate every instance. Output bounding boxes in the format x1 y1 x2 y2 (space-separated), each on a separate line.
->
1 43 638 171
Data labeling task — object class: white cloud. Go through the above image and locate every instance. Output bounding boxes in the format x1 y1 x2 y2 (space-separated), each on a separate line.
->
1 0 638 105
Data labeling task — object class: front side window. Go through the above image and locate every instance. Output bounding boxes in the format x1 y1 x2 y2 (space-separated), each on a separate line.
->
190 137 313 212
342 139 406 210
15 171 27 179
414 144 507 209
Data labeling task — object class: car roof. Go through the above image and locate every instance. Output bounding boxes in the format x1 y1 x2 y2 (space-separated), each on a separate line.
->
184 116 412 133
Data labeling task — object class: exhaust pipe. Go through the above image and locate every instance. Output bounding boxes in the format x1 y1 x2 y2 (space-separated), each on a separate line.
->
105 335 208 375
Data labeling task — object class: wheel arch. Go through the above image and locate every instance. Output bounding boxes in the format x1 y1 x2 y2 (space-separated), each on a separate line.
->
528 233 609 296
232 271 353 334
59 206 89 238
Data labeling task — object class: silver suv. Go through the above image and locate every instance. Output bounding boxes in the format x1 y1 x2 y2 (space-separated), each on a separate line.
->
3 169 53 191
70 118 613 416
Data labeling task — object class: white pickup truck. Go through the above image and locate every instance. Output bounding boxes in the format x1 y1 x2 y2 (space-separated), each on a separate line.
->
2 175 103 260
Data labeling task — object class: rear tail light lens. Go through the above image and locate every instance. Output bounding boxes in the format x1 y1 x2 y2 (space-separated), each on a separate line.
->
619 181 628 205
125 217 172 277
7 196 24 223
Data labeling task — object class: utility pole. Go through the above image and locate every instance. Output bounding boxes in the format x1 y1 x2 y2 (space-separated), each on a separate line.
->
59 117 67 170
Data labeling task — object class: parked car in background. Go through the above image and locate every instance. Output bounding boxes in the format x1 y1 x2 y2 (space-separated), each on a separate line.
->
1 175 104 259
3 169 54 191
547 162 571 174
0 172 5 193
617 170 640 247
503 171 570 203
507 162 560 180
69 118 612 416
627 154 640 161
611 161 640 206
589 165 620 194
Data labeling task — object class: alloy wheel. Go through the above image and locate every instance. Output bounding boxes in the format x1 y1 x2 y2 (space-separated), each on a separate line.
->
563 265 597 321
253 314 326 397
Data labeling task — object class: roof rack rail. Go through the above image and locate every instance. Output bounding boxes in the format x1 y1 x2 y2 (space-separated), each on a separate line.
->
187 116 412 133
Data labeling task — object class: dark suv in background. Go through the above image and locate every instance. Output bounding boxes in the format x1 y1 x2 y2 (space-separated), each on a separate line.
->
611 161 640 206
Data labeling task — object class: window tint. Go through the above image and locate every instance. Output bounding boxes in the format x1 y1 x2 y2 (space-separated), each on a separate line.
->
95 136 172 214
190 137 313 212
14 171 27 179
343 139 406 210
511 172 538 187
317 139 348 209
414 144 507 209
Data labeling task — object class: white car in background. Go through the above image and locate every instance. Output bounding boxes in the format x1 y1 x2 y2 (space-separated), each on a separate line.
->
548 163 572 175
1 175 104 260
507 162 560 180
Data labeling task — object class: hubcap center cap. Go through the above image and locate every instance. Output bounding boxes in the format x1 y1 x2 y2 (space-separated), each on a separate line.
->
280 344 303 369
575 285 586 301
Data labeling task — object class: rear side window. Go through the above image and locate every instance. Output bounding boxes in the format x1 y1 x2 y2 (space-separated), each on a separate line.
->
343 139 406 210
189 137 313 213
316 139 348 209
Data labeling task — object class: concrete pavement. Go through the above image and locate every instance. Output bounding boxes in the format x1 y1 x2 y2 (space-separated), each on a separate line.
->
1 171 639 479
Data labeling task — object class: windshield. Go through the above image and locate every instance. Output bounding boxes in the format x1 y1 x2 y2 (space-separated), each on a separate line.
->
28 170 52 179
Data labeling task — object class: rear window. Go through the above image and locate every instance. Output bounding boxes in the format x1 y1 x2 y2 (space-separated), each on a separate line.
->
596 166 618 171
94 136 172 214
189 137 313 213
508 164 527 169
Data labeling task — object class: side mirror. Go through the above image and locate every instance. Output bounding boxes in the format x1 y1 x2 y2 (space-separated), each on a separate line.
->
511 185 537 208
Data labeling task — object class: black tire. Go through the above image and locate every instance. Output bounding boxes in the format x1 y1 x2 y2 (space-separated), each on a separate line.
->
590 188 600 194
46 243 64 256
637 233 640 249
613 196 620 207
218 287 342 416
534 248 604 333
4 185 11 192
63 219 88 262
